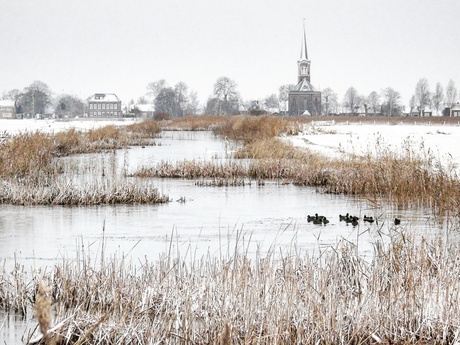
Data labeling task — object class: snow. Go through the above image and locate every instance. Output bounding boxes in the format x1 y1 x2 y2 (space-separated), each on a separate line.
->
0 118 138 135
285 121 460 168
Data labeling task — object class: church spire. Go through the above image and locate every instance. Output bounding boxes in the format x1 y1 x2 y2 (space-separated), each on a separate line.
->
300 19 308 61
297 19 311 83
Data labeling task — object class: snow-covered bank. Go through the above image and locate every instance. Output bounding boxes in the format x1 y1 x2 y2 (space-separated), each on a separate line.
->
285 122 460 165
0 118 138 135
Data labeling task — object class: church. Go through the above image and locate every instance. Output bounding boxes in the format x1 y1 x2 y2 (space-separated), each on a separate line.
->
288 24 322 116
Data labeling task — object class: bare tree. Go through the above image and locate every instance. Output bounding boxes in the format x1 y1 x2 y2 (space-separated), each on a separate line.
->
278 84 295 114
154 87 177 116
409 95 416 116
414 78 431 116
321 87 337 115
185 90 200 115
2 89 21 101
343 87 361 114
213 76 239 115
18 80 52 116
137 96 148 105
54 94 85 118
146 79 166 102
382 87 401 117
2 89 22 112
263 94 278 111
366 91 380 115
432 82 444 115
446 79 458 106
174 82 189 117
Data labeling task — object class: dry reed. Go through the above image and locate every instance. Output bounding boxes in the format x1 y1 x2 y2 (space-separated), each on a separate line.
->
213 115 303 143
2 232 460 343
162 115 227 131
0 179 169 206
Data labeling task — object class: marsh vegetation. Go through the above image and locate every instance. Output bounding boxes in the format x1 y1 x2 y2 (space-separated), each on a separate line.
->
4 232 460 344
2 115 460 343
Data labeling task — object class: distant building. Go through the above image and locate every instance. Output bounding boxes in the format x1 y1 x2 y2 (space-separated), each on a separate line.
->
0 100 16 119
451 102 460 117
134 104 155 118
87 93 122 117
288 23 321 116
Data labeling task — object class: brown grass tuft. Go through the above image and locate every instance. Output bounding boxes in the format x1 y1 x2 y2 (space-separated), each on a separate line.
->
125 119 161 137
220 323 231 345
35 282 52 341
214 115 302 143
164 115 227 130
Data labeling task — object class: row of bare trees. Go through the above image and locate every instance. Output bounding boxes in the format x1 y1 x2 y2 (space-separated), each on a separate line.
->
2 81 86 118
3 78 459 118
318 79 458 117
410 79 458 116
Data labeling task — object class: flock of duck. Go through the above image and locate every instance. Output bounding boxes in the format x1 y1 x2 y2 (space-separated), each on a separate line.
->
307 213 401 226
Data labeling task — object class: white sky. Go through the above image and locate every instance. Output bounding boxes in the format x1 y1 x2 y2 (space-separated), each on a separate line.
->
1 0 459 109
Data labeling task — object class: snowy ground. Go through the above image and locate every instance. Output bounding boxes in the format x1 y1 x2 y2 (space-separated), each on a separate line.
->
0 118 138 135
284 121 460 168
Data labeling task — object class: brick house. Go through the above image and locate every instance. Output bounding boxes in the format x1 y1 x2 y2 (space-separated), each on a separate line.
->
87 93 122 117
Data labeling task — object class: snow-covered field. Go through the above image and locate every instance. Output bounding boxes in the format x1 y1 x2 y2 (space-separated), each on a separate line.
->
285 121 460 166
0 118 138 135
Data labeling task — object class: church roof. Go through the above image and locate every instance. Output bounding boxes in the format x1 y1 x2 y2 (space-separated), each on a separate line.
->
292 78 317 92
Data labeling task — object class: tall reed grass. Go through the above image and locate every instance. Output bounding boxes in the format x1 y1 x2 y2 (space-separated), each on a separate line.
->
3 232 460 344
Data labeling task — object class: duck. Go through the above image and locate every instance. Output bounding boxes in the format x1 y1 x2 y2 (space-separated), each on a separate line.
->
308 213 326 222
346 215 359 223
363 215 374 223
322 217 330 224
394 217 401 225
313 218 323 225
339 213 349 221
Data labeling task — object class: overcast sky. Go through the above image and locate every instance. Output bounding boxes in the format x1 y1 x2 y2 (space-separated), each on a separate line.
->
1 0 459 109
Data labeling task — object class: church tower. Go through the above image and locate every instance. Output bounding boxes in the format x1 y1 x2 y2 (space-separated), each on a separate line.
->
289 21 321 116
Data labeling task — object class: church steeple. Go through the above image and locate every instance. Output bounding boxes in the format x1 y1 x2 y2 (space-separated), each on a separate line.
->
298 20 311 83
